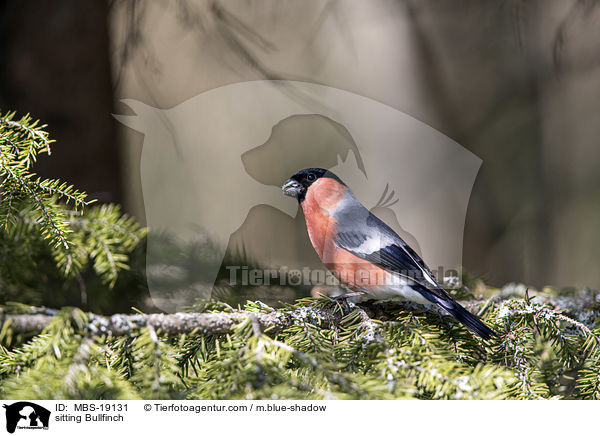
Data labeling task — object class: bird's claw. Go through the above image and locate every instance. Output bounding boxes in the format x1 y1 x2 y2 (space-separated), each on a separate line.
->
329 291 366 314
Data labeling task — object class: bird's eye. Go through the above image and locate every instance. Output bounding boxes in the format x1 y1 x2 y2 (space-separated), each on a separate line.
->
307 173 316 182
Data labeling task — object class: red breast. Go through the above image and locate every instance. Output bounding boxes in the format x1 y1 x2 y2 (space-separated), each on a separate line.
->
300 178 391 289
300 177 345 259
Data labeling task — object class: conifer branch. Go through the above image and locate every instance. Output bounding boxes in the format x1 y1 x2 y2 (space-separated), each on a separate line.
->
0 290 598 400
1 308 302 337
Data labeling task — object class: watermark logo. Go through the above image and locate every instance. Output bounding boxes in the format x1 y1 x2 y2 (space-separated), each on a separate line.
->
226 265 461 288
3 402 50 433
115 80 481 311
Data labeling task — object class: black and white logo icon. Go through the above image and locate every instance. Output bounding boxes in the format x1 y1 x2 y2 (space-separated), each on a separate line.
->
3 402 50 433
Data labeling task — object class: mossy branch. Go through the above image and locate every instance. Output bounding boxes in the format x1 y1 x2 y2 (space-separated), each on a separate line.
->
0 302 371 337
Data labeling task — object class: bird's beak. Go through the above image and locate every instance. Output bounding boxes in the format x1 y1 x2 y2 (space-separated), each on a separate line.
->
282 179 302 198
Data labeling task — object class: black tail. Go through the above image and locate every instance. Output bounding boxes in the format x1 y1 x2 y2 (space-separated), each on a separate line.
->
412 284 496 339
442 300 496 340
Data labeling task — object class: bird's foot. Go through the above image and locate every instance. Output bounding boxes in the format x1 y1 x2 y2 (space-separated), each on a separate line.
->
329 291 367 314
331 291 365 299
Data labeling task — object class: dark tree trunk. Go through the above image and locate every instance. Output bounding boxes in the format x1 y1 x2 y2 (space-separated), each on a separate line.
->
0 0 121 203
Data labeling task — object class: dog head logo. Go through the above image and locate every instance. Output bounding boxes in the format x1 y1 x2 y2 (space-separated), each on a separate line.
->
3 402 50 433
115 80 481 311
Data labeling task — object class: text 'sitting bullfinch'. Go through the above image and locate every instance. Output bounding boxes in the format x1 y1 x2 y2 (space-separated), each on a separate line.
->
282 168 495 339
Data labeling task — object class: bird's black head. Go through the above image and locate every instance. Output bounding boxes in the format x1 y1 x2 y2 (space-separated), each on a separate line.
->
282 168 344 202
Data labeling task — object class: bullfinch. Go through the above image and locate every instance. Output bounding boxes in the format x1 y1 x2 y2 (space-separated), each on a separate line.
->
282 168 495 339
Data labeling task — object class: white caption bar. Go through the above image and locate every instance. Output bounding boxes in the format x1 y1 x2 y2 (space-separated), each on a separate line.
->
0 400 595 436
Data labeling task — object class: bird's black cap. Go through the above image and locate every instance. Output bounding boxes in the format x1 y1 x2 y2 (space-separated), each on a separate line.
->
282 168 345 202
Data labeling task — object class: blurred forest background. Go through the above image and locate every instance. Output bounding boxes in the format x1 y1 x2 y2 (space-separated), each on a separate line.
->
0 0 599 313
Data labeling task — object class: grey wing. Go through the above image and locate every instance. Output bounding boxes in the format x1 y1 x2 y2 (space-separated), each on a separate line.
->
333 203 496 339
333 204 442 293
